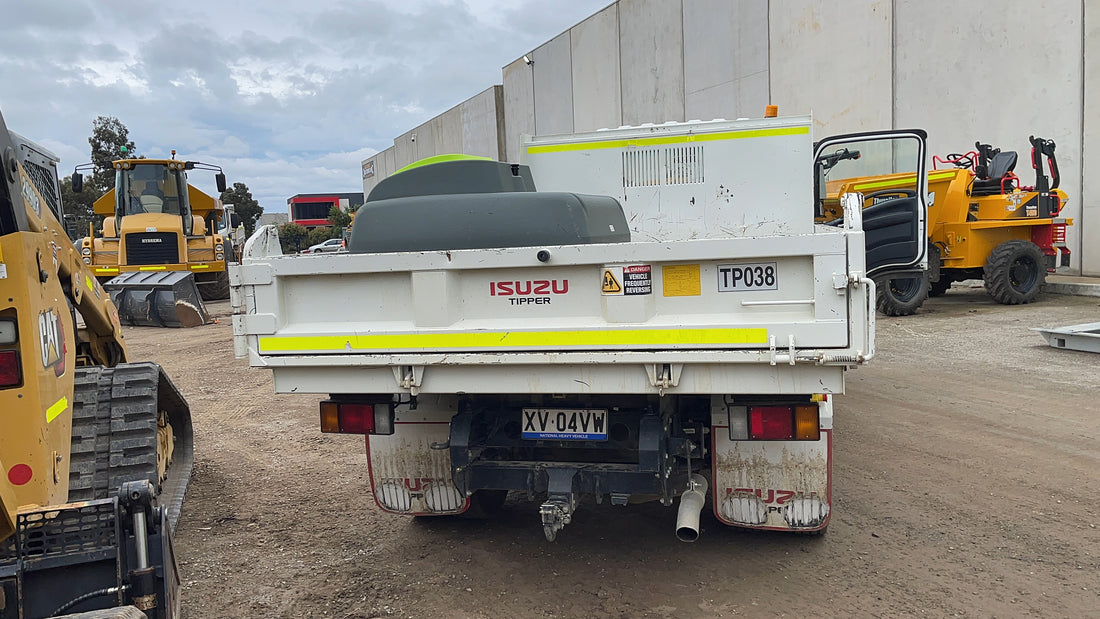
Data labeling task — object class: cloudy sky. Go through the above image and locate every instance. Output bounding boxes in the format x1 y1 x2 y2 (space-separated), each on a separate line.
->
0 0 609 213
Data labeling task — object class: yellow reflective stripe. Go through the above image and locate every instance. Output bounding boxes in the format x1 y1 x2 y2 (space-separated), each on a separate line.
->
852 170 959 193
189 264 210 270
94 267 119 273
259 328 769 353
85 276 94 292
46 397 68 423
526 126 810 154
138 266 167 271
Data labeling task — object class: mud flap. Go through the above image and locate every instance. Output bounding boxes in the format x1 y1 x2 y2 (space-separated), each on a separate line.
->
104 271 208 328
710 399 832 531
365 403 468 516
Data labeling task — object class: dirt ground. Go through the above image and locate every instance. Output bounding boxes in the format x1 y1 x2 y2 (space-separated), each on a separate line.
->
124 285 1100 618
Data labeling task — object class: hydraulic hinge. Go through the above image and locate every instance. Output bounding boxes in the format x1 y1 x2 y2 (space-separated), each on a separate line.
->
645 363 683 396
769 334 797 366
392 365 424 396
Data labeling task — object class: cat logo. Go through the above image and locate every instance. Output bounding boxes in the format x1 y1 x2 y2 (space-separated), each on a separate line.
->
39 309 66 377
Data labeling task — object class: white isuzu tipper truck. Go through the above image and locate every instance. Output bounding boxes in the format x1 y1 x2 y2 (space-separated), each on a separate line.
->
232 115 927 541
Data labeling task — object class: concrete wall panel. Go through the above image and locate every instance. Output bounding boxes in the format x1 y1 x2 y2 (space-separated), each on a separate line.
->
619 0 685 125
895 0 1085 272
432 105 463 156
412 119 436 162
461 86 504 159
1083 0 1098 275
570 5 622 132
502 58 535 162
684 0 769 121
769 1 892 135
394 129 417 170
532 32 575 137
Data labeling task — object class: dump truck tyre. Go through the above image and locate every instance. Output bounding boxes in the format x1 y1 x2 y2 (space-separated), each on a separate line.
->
200 269 231 301
876 274 929 316
984 240 1046 305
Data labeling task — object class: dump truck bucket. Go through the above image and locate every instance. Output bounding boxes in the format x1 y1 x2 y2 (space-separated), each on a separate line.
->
105 271 209 328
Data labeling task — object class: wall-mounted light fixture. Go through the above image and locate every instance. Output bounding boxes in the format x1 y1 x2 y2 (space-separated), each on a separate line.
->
523 54 533 66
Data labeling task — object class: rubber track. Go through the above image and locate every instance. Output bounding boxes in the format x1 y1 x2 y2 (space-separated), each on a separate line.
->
68 363 194 531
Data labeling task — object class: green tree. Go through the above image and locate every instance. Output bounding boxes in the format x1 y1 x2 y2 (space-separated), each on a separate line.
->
278 222 308 254
59 175 100 240
327 205 351 232
220 182 263 235
88 116 138 194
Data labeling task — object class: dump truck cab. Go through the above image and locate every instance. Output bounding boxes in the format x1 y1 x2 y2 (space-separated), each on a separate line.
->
76 156 232 301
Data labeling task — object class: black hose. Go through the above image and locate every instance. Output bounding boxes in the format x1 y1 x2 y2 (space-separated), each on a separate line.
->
50 584 129 616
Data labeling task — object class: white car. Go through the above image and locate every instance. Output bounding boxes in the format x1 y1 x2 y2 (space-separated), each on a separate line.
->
302 238 345 254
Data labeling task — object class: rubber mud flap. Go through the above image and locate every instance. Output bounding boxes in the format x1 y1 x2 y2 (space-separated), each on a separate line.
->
104 271 209 327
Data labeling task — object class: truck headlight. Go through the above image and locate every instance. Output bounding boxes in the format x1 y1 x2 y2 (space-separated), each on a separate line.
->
216 253 224 261
83 257 92 264
81 247 91 256
215 243 223 252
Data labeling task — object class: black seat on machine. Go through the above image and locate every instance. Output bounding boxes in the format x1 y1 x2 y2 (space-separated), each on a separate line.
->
971 151 1017 196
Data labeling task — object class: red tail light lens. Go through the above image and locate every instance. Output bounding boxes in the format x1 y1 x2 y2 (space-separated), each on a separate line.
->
749 406 794 440
730 402 821 441
0 350 21 388
319 400 394 435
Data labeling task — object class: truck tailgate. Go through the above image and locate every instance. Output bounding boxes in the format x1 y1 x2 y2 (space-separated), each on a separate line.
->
233 229 871 395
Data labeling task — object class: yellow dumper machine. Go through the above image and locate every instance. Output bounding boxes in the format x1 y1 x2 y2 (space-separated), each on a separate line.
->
0 110 193 617
818 136 1072 315
73 154 232 327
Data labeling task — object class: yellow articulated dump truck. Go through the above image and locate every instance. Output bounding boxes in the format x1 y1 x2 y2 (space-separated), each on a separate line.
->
1 110 193 617
73 153 233 320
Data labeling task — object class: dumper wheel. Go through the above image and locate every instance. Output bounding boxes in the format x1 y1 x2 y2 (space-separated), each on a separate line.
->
200 269 231 301
984 240 1046 305
928 276 952 297
876 274 929 316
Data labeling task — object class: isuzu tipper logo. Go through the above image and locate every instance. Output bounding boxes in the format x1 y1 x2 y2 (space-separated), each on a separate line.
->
489 279 569 306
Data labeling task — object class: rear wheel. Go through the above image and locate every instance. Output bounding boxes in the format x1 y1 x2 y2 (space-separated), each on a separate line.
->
461 489 509 519
876 274 929 316
199 269 231 301
928 276 953 297
983 240 1046 304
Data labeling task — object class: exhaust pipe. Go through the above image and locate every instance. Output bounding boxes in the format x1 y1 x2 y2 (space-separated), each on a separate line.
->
675 473 709 542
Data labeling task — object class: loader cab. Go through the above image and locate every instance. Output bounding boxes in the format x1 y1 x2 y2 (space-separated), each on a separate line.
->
117 162 191 224
814 130 928 279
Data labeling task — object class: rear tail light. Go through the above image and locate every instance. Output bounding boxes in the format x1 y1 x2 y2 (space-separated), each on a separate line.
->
729 402 820 441
319 400 394 435
1052 223 1067 246
0 318 16 344
0 350 22 388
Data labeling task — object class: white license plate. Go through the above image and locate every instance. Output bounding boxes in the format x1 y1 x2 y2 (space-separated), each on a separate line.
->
521 408 608 440
717 262 778 291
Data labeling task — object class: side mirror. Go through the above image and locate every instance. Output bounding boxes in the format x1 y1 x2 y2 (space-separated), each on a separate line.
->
216 173 227 193
72 173 83 193
229 213 242 228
